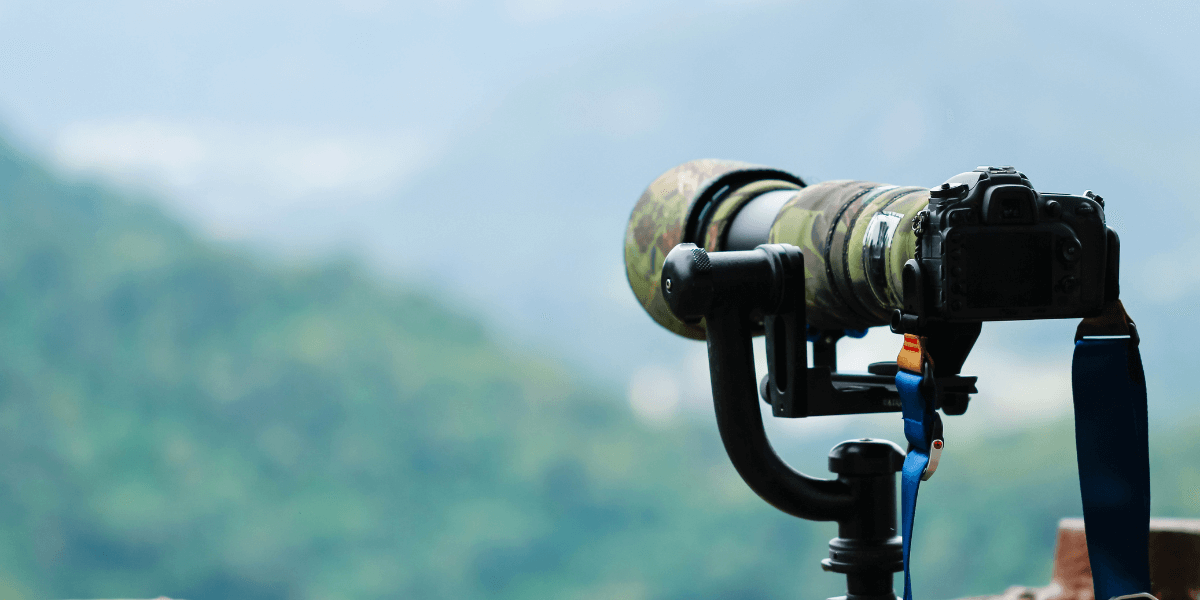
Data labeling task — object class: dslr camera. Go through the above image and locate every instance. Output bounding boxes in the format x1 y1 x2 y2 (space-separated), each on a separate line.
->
894 165 1117 331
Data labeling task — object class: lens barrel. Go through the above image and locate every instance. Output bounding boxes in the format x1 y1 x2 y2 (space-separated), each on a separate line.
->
768 181 928 330
624 160 930 337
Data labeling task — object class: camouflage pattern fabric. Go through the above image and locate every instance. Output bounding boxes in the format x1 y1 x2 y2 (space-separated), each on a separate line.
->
702 179 803 252
624 159 786 340
768 182 928 330
625 159 929 338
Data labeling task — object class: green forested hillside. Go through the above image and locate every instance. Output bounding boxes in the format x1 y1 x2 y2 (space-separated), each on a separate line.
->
0 140 839 599
0 139 1194 600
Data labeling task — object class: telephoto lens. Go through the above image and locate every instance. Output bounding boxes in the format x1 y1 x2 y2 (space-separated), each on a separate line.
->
624 159 928 337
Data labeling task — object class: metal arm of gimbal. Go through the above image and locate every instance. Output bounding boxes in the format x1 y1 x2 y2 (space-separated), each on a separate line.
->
704 302 855 521
661 241 898 520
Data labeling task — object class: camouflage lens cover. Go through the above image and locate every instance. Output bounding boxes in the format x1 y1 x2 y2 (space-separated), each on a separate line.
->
623 160 802 340
625 159 929 338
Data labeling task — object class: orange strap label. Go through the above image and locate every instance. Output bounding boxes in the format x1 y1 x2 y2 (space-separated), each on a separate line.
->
897 334 924 374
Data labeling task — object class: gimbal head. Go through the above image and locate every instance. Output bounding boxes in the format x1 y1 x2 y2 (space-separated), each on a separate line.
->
660 242 979 600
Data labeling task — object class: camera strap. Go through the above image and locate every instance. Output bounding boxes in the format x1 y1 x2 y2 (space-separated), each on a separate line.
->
897 300 1152 600
896 335 941 600
1072 300 1152 599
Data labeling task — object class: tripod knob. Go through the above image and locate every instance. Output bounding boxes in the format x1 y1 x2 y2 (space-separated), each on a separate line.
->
829 439 905 476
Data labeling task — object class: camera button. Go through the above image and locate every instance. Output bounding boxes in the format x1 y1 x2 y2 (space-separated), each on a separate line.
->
1044 200 1062 218
1060 239 1082 263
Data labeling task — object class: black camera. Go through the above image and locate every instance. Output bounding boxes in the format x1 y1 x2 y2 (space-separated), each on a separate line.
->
899 166 1119 329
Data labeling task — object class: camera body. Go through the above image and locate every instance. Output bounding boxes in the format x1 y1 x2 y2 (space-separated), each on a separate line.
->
909 166 1117 324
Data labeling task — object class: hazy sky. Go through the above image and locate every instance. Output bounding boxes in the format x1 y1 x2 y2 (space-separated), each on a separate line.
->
3 0 1198 432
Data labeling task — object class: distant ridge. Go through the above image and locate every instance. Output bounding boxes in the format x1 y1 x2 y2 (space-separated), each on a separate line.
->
0 138 1195 600
0 138 829 599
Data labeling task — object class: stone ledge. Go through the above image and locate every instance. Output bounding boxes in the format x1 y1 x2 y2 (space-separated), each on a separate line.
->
960 518 1200 600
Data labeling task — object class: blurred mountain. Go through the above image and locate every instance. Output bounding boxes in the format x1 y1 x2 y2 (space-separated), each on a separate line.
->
0 136 1195 600
0 136 836 599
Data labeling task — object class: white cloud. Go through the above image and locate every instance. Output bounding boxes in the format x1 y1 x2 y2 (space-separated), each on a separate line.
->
604 264 639 306
54 117 435 218
337 0 391 14
877 99 927 163
502 0 637 23
56 119 209 188
564 87 666 140
1136 248 1200 304
500 0 792 23
627 365 682 426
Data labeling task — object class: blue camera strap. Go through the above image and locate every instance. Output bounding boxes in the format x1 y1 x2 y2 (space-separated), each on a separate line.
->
1071 301 1152 599
897 300 1152 600
897 335 941 600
